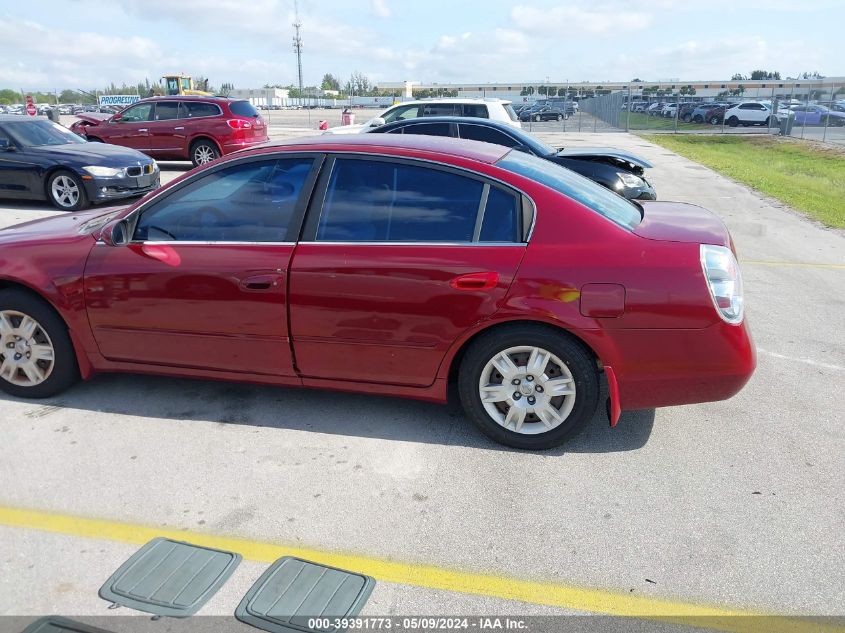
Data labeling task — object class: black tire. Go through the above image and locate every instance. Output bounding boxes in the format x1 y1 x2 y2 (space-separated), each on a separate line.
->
682 114 692 123
557 114 563 121
534 114 541 122
709 116 720 125
727 116 739 127
458 325 599 450
0 288 79 399
190 139 220 167
693 115 703 123
46 170 89 211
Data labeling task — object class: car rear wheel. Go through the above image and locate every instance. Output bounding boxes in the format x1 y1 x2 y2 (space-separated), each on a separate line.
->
0 290 79 399
458 326 599 450
190 139 220 167
533 114 541 122
727 116 739 127
46 170 88 211
709 116 720 125
682 114 692 122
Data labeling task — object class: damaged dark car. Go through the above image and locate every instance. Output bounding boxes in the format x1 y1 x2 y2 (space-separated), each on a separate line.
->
369 116 655 200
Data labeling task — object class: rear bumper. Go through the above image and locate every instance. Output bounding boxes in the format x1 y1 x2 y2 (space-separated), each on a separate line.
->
601 319 756 411
221 137 269 155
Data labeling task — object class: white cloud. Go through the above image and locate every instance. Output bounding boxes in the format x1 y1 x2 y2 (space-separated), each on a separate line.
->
511 3 652 36
372 0 390 18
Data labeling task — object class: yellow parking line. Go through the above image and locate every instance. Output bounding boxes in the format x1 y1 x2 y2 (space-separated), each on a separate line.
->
741 259 845 270
0 505 840 633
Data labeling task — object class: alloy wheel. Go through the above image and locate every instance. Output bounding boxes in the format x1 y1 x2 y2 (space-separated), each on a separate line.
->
478 345 576 435
0 310 55 387
51 175 79 208
194 145 216 165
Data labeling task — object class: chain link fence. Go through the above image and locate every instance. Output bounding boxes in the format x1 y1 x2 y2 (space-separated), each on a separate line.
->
570 81 845 146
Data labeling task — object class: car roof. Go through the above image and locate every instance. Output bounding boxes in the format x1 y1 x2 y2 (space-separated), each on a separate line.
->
137 95 239 103
257 133 512 165
395 98 511 105
377 116 516 131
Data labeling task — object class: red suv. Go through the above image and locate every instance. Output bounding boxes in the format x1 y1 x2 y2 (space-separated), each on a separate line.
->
69 96 269 166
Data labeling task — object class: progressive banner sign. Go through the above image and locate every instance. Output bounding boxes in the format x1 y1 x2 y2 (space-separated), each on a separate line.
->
97 95 141 107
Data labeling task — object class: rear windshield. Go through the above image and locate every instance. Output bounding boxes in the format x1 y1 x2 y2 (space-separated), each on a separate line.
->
229 100 259 117
497 150 642 230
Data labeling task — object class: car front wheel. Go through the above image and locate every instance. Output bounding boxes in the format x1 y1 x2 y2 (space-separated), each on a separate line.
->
458 325 599 450
727 116 739 127
46 170 88 211
0 289 79 399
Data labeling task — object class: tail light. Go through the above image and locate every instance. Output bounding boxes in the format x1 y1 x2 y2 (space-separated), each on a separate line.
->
700 244 744 324
227 119 252 130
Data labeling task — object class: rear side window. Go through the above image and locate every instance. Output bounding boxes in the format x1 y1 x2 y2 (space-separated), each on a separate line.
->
479 187 519 242
229 100 259 117
459 124 518 147
315 158 523 243
421 103 460 116
462 104 488 118
182 102 221 118
497 150 641 230
154 101 180 121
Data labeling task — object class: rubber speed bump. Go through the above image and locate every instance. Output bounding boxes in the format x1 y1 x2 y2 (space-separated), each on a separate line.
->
98 537 241 617
235 557 375 633
20 617 114 633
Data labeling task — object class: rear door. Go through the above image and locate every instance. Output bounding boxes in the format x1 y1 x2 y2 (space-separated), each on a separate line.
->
181 101 224 156
288 155 529 387
147 100 185 156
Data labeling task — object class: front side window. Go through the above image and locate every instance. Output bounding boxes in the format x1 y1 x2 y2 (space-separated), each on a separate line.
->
396 122 452 137
134 158 314 242
317 159 519 243
497 150 641 230
382 105 422 123
119 103 153 122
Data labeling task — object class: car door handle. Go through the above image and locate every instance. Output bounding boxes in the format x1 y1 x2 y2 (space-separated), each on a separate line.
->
138 128 148 133
239 274 280 291
449 271 499 291
174 126 185 130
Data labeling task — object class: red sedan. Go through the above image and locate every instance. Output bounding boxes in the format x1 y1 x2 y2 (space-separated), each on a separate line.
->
0 135 754 449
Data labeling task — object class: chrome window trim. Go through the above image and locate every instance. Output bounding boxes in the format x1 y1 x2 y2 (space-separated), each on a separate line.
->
95 240 296 246
301 241 525 247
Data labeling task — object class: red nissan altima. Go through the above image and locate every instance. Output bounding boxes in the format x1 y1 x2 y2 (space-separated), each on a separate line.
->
0 135 754 449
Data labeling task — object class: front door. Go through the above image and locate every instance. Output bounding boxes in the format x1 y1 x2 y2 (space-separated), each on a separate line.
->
106 102 154 151
0 125 39 198
84 155 320 376
289 156 527 387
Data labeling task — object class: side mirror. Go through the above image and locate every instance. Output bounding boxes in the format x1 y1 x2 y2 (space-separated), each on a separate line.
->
369 117 386 127
0 139 13 151
101 219 131 247
512 144 532 154
111 113 123 122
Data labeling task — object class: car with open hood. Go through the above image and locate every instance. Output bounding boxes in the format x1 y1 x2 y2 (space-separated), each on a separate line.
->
368 116 656 200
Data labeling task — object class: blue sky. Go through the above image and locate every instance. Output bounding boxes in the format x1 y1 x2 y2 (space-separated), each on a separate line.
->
1 0 842 91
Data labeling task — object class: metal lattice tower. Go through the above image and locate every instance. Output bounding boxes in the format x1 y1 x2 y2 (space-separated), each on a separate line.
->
292 0 304 95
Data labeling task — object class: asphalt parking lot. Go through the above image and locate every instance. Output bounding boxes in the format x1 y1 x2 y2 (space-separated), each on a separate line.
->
0 120 843 631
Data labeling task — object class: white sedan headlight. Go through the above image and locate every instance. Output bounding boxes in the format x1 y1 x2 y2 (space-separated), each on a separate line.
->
83 166 123 177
